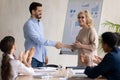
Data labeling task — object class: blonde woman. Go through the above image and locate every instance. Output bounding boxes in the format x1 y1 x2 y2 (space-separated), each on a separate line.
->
63 10 98 67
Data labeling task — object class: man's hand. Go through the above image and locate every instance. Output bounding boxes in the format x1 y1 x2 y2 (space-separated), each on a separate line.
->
55 42 63 49
45 56 48 65
93 55 103 64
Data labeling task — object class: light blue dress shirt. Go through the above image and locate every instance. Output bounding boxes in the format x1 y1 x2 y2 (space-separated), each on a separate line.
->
23 17 56 62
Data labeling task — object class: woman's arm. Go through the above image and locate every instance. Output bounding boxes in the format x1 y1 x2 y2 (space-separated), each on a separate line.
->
62 44 77 51
62 44 73 49
73 28 98 51
17 60 34 75
27 47 35 65
22 51 30 67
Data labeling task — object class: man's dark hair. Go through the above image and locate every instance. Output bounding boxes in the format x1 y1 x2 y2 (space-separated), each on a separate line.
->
102 32 117 48
29 2 42 14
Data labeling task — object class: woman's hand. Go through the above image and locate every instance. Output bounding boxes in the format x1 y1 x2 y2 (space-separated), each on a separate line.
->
27 47 35 64
80 54 89 66
73 41 83 48
20 50 30 67
19 52 24 62
80 54 95 67
22 50 29 63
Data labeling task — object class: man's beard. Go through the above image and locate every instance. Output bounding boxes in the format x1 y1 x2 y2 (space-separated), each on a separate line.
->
38 16 41 19
35 14 42 19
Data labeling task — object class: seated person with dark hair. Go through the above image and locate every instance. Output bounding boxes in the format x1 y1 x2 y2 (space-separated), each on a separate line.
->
81 32 120 80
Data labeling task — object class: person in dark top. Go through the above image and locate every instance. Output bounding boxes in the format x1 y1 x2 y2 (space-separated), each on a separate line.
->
82 32 120 80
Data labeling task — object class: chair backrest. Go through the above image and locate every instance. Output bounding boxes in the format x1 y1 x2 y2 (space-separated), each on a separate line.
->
45 64 59 68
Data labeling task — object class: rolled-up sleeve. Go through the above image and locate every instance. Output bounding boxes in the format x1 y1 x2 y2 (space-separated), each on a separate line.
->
17 61 34 75
84 54 113 78
88 28 98 51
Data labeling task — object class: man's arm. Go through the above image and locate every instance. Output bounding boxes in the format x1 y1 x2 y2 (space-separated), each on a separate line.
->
84 53 113 78
24 23 59 47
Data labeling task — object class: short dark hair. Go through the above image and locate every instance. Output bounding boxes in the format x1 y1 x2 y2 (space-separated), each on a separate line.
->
29 2 42 14
102 32 117 48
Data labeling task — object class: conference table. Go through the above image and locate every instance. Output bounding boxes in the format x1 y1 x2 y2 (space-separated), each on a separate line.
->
16 67 106 80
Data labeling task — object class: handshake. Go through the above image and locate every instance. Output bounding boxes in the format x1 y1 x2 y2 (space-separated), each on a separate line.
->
55 42 73 49
55 42 63 49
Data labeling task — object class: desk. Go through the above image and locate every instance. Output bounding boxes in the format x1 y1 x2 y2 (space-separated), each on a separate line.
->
17 68 106 80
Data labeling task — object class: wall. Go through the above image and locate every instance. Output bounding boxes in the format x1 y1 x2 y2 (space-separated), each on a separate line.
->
97 0 120 56
99 0 120 35
0 0 120 67
0 0 77 67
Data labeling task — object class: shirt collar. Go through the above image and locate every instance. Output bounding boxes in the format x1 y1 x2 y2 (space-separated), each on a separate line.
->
8 54 15 60
30 17 40 23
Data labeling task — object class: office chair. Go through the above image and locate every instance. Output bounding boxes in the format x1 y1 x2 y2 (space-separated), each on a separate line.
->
45 64 59 68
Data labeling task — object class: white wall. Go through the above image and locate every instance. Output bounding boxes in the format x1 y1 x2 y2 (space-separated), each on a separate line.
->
0 0 120 67
99 0 120 35
0 0 77 67
97 0 120 56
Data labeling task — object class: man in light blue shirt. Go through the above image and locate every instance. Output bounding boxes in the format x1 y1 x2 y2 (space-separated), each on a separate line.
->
23 2 62 67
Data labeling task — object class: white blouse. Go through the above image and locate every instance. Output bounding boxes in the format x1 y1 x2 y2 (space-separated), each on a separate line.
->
9 55 34 80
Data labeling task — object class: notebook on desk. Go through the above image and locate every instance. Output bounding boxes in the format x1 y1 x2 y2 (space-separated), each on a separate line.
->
71 69 85 74
33 67 57 77
34 67 57 72
66 66 85 75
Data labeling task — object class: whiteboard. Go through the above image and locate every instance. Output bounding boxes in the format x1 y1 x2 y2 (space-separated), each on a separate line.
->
60 0 103 55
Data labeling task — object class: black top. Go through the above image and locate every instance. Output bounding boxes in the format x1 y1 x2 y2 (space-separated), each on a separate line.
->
85 47 120 80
